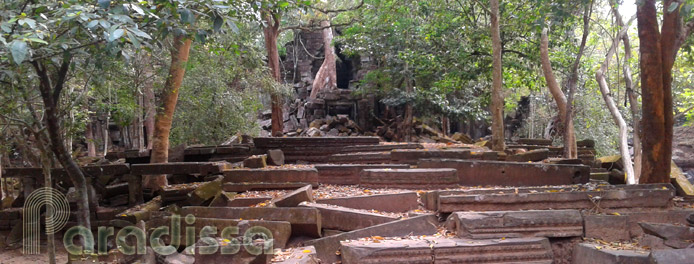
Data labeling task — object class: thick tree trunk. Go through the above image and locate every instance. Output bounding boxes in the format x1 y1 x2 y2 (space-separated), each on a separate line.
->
612 1 642 181
637 1 667 183
263 12 284 137
596 20 636 184
310 20 337 99
32 59 92 231
145 35 192 191
490 0 505 151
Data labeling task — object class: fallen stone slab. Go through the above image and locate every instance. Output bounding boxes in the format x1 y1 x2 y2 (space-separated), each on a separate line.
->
517 138 553 146
181 207 321 237
584 208 694 241
273 185 313 207
639 222 694 241
243 155 267 168
147 217 292 249
421 186 579 211
223 168 318 187
208 191 236 207
649 248 694 264
418 159 590 186
340 237 554 264
314 164 409 185
326 152 391 164
360 168 458 189
131 162 230 175
223 182 313 193
254 137 380 149
303 215 439 264
506 148 550 162
266 149 285 166
300 203 399 232
446 210 583 239
391 149 471 165
227 197 271 207
186 176 223 206
572 243 649 264
189 237 273 263
317 192 418 213
437 184 675 213
273 246 319 264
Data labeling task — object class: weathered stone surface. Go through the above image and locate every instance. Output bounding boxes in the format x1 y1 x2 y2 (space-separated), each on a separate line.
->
649 248 694 264
360 168 458 189
209 191 236 207
597 208 694 239
584 215 631 241
163 252 195 264
274 185 313 207
317 192 418 213
223 168 318 187
190 237 272 264
446 210 583 239
148 217 292 249
517 138 553 146
327 152 391 164
181 207 321 237
243 155 267 168
273 246 320 264
301 202 398 231
340 237 554 264
186 176 223 206
254 137 380 162
303 215 439 263
227 197 271 207
391 149 471 164
421 186 576 211
314 164 409 185
438 184 675 213
131 162 230 175
639 222 694 241
418 159 590 186
223 182 313 193
572 243 649 264
506 148 550 162
266 149 285 166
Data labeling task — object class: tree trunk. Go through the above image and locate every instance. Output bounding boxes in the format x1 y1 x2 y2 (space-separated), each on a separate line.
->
540 27 578 158
32 59 92 231
490 0 505 151
596 20 636 184
263 11 284 137
401 62 413 142
145 35 192 191
143 56 156 150
612 1 642 181
637 0 667 183
310 20 337 99
85 121 96 157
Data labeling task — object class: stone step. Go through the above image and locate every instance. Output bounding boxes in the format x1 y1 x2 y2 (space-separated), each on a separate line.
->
223 168 318 186
181 206 321 237
340 237 554 264
437 184 675 213
130 162 230 175
506 148 549 162
300 202 399 232
517 138 553 146
390 149 471 165
314 164 410 185
326 152 391 164
340 143 422 153
303 215 439 264
446 210 583 239
222 182 313 193
418 159 590 186
360 168 458 189
316 192 418 213
253 137 380 149
583 208 694 242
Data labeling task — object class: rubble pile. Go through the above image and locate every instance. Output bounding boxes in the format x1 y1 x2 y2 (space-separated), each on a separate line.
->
1 136 693 264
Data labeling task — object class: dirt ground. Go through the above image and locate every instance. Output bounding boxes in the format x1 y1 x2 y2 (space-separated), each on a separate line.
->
0 231 69 264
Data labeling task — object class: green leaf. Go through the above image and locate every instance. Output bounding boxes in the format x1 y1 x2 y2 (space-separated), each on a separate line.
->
127 31 140 49
86 20 99 28
18 18 36 29
128 27 151 39
10 40 28 65
98 0 111 9
668 2 679 13
213 16 223 32
278 1 290 8
179 8 195 24
26 37 48 44
108 28 125 42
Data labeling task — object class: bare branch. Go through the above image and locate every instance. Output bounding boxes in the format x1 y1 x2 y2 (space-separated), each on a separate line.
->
300 0 365 15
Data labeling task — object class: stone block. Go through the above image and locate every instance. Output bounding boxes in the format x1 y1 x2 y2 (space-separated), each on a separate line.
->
273 246 319 264
316 192 418 213
572 243 649 264
300 203 398 232
649 248 694 264
227 197 271 207
243 155 267 168
266 149 285 166
327 152 391 164
314 164 409 185
447 210 583 239
390 149 471 165
223 183 314 193
181 207 321 237
273 185 313 207
506 148 550 162
223 169 318 187
584 215 631 241
360 168 458 189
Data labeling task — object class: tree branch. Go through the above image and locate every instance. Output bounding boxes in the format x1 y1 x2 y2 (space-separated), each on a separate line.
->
300 0 364 15
52 55 72 105
280 18 358 33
